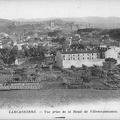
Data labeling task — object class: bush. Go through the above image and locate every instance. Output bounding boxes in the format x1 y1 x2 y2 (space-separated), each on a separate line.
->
105 58 117 64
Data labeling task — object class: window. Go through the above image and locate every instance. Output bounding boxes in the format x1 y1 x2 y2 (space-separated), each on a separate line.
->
83 57 84 60
78 54 79 60
73 54 75 60
68 54 71 60
92 53 93 55
62 55 65 60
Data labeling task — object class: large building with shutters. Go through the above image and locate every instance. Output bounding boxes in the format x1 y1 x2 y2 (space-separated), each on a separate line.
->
56 48 106 68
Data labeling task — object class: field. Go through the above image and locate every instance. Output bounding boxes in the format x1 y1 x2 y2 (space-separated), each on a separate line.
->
0 89 120 109
0 61 119 109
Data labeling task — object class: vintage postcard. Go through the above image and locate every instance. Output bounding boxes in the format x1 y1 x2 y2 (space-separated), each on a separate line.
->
0 0 120 119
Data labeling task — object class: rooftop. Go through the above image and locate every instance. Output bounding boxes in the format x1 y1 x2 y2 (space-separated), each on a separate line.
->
59 49 100 54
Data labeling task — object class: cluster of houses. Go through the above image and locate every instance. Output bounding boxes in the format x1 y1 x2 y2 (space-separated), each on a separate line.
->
13 42 120 69
10 30 120 69
0 20 120 70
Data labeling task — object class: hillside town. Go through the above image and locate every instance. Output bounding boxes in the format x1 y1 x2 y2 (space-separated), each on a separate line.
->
0 19 120 90
0 0 120 119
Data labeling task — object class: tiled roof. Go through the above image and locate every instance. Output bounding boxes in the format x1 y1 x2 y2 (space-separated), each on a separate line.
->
59 49 99 54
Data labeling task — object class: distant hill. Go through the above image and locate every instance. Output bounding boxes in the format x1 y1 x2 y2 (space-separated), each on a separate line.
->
0 17 120 35
0 18 13 28
62 17 120 29
61 17 120 23
14 17 120 29
0 18 16 34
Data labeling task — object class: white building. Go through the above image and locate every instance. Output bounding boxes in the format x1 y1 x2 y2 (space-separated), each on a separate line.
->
15 58 28 65
105 49 118 59
105 47 120 64
55 47 120 69
56 49 104 69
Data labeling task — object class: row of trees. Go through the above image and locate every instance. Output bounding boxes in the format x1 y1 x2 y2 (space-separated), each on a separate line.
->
69 58 118 84
77 28 100 34
0 47 18 65
0 45 47 65
51 37 66 45
70 43 85 49
108 29 120 41
48 30 62 37
97 29 120 41
23 45 46 58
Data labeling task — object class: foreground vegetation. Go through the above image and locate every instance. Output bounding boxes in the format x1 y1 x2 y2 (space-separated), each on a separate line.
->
0 57 120 90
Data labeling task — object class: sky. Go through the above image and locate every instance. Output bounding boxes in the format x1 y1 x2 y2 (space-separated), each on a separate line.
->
0 0 120 20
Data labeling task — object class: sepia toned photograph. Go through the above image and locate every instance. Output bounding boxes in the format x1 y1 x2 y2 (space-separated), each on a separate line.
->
0 0 120 119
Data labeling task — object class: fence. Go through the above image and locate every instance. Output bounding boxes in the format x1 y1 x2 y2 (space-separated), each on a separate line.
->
0 82 43 90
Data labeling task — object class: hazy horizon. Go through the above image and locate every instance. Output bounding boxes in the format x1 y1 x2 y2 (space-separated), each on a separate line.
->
13 16 120 20
0 0 120 20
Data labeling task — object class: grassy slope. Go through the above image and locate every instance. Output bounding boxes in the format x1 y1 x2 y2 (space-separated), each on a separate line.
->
0 89 119 108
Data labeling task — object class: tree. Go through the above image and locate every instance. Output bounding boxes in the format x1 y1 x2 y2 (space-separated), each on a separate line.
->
52 37 66 45
108 29 120 41
70 43 85 49
48 30 61 37
9 46 18 64
81 64 92 84
59 37 66 45
23 45 46 59
71 65 76 72
105 58 117 64
0 46 18 65
18 50 25 58
91 65 103 77
0 47 15 65
103 58 117 71
77 28 98 34
0 59 4 65
49 63 53 72
13 67 27 81
82 64 89 73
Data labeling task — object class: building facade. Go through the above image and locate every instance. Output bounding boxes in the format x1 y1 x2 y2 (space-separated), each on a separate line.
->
105 47 120 64
56 49 105 68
